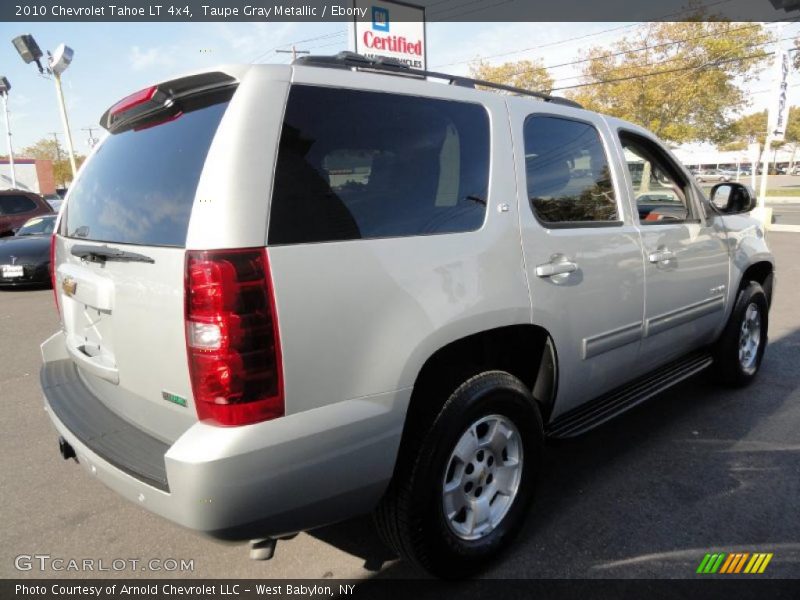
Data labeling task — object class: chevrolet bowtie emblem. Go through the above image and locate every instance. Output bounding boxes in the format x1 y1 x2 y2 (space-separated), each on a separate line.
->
62 277 78 297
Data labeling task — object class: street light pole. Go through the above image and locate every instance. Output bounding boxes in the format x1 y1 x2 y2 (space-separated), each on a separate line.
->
0 91 16 188
52 72 77 178
11 36 78 182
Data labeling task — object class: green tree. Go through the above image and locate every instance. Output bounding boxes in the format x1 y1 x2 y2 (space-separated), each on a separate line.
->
568 21 772 143
720 110 767 150
20 138 85 187
719 107 800 171
469 58 554 94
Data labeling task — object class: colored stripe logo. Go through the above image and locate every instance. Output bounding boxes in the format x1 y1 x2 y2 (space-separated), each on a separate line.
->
697 552 773 574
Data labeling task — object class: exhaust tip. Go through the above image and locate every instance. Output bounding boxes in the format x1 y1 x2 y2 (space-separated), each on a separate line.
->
58 436 77 462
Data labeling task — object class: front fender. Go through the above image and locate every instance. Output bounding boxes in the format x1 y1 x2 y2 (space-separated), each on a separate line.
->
718 213 774 318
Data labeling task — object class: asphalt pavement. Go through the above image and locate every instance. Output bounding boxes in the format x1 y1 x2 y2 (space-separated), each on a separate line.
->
1 234 798 581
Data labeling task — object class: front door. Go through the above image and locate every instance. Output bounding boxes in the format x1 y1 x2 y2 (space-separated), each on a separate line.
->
616 130 730 372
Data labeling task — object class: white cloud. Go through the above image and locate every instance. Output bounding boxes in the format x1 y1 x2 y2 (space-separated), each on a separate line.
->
214 22 299 62
128 45 175 71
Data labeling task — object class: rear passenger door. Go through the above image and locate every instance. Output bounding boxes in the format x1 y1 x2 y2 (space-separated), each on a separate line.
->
615 130 729 371
510 105 646 417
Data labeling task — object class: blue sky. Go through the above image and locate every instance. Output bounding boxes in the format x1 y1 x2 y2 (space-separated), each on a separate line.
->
1 20 798 154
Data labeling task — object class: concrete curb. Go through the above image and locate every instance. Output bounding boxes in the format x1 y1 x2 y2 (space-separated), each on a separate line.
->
765 197 800 204
768 224 800 233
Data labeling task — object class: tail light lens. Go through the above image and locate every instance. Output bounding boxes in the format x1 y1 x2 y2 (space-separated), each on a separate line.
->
108 85 158 117
185 248 283 426
50 233 60 316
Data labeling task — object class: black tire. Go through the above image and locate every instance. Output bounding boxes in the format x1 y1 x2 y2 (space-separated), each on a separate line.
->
711 281 768 387
374 370 543 579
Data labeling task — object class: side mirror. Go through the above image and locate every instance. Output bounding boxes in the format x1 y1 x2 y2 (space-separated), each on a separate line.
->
710 182 757 215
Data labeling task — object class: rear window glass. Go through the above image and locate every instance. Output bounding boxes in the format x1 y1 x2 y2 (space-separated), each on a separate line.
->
268 86 490 244
0 195 37 215
63 98 230 247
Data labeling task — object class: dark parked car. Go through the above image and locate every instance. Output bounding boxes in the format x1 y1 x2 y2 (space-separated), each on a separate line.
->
0 214 57 286
0 190 54 237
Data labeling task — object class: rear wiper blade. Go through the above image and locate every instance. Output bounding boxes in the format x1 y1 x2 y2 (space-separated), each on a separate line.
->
71 244 155 264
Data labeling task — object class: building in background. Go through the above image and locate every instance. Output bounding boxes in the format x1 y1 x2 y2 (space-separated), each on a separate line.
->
0 158 56 195
672 146 800 173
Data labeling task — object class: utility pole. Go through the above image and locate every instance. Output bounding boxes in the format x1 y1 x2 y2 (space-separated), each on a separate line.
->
49 132 64 187
82 127 99 149
49 132 62 162
276 45 310 61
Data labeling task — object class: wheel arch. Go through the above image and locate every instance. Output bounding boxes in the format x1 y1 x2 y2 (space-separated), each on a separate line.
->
738 260 775 307
401 324 558 447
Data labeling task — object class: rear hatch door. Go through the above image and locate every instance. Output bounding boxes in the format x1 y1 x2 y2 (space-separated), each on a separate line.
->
54 75 235 443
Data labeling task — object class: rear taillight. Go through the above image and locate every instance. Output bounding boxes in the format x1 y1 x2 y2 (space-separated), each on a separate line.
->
50 233 60 316
185 248 283 426
109 85 158 117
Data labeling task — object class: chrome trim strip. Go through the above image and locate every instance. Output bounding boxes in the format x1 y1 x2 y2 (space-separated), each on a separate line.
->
582 321 643 359
646 295 725 337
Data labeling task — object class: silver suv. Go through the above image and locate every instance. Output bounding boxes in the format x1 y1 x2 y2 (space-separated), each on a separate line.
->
40 53 774 578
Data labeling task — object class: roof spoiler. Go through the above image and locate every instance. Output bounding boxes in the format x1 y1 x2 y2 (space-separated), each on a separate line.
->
100 71 237 133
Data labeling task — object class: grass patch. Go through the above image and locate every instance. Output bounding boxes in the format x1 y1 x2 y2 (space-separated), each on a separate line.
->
766 188 800 197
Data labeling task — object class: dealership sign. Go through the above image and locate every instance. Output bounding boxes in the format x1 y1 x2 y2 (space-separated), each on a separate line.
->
351 0 427 70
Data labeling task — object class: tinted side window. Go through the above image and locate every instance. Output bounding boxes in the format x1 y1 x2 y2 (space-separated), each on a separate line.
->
0 195 37 215
268 86 490 244
524 116 618 224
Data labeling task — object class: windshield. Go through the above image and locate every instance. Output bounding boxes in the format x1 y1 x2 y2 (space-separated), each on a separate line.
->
17 216 56 236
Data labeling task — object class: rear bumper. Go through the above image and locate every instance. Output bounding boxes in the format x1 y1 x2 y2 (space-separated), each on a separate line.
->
40 333 406 540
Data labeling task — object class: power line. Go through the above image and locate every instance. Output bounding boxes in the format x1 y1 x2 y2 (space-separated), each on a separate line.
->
432 0 518 22
431 0 740 68
750 82 800 95
428 0 509 19
549 51 772 92
543 32 796 88
539 22 767 73
466 19 796 90
250 30 346 63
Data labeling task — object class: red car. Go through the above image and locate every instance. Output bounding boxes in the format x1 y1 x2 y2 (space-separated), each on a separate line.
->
0 190 55 237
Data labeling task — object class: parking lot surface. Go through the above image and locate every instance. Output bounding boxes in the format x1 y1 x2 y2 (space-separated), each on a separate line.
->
1 234 798 580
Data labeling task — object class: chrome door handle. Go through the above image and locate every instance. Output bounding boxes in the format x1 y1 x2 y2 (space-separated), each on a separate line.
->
648 248 676 263
535 258 578 278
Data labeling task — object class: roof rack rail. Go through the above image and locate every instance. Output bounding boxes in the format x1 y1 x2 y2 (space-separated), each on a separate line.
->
293 52 583 109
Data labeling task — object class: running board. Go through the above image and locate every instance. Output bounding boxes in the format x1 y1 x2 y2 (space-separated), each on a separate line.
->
546 351 713 439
